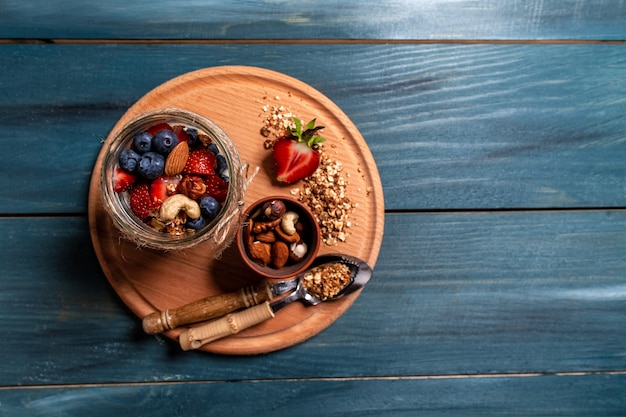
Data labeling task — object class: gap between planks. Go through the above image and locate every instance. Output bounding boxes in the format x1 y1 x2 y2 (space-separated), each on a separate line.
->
2 370 625 390
0 39 625 45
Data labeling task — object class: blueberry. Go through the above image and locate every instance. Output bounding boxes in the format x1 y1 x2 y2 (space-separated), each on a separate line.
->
206 143 219 155
118 149 141 172
133 132 153 154
215 154 228 176
137 152 165 179
186 128 199 146
200 196 221 218
152 130 179 155
186 215 207 230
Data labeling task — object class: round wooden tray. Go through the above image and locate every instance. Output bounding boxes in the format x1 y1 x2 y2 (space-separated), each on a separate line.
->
88 66 384 355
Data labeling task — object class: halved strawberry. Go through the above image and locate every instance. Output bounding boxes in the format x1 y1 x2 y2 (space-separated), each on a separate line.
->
146 122 173 136
129 183 153 220
112 168 137 192
172 125 189 143
273 117 325 184
204 174 228 203
149 175 180 208
183 148 216 176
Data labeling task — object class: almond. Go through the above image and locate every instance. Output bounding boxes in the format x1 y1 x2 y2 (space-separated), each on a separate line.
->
248 241 271 266
164 141 189 176
256 230 277 243
271 241 289 269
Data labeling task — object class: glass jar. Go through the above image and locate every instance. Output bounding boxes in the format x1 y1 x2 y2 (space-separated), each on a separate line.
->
100 108 244 252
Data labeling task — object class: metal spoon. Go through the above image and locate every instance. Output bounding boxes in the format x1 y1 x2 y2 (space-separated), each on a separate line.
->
179 254 373 351
142 254 363 334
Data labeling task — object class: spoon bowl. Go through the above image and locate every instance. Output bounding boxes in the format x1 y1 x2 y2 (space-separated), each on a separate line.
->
271 253 372 310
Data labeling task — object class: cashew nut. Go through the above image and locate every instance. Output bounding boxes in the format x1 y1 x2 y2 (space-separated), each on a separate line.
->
157 194 201 222
281 211 299 236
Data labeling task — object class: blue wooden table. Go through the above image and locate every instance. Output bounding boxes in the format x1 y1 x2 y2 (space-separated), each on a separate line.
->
1 1 625 415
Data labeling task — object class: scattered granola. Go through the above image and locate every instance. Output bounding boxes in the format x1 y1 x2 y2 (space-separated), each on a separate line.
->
258 94 356 246
297 154 355 246
258 95 296 149
302 262 352 301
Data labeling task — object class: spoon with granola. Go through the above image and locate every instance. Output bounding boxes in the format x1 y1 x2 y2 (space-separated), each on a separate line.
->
179 254 372 350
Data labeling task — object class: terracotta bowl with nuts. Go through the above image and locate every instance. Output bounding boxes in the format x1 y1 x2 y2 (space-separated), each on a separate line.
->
237 196 320 280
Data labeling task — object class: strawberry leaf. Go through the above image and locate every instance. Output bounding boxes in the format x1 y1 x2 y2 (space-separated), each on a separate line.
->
293 117 302 137
305 118 316 131
308 135 326 147
290 117 325 146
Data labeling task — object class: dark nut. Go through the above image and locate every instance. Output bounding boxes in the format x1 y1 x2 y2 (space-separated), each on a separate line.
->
262 199 286 220
295 220 305 236
179 175 207 200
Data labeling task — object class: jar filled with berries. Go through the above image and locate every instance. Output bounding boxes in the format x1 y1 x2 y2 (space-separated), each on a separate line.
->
100 108 245 253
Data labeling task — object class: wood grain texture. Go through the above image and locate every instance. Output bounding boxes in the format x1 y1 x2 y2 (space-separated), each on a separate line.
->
1 2 624 413
1 374 625 416
1 211 624 385
2 0 626 40
1 44 625 213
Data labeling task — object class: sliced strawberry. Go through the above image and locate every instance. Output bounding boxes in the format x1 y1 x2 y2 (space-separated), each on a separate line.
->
204 174 228 203
112 168 137 192
183 148 216 176
150 175 180 208
129 183 153 220
273 138 321 184
172 125 189 144
272 118 325 184
146 122 173 136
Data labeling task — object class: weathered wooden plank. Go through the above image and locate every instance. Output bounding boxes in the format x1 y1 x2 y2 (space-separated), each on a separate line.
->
0 44 625 213
1 374 624 417
2 0 626 40
1 211 624 385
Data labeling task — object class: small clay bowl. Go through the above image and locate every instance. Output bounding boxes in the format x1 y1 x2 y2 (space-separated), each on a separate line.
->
237 196 320 280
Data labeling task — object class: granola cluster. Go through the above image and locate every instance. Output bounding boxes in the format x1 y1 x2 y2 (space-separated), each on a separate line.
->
301 262 352 301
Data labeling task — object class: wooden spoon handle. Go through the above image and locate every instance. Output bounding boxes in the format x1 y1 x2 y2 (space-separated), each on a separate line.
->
178 301 275 350
141 281 272 334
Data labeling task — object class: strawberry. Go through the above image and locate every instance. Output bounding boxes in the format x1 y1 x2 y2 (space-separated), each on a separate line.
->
172 125 189 143
149 175 180 208
146 122 173 136
204 174 228 203
129 183 153 220
273 117 325 184
183 148 216 176
112 168 136 192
